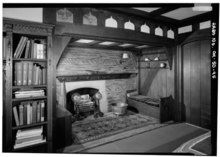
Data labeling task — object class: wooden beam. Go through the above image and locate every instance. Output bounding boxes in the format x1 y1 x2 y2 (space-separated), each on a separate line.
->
52 36 71 66
106 8 180 27
148 7 181 16
55 24 176 47
178 12 212 27
141 47 167 55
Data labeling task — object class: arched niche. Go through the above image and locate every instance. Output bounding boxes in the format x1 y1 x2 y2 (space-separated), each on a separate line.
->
105 16 118 28
155 26 163 36
83 12 97 26
124 20 135 30
140 23 150 34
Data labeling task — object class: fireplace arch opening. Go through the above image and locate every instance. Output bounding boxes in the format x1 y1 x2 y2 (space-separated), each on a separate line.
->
66 87 101 122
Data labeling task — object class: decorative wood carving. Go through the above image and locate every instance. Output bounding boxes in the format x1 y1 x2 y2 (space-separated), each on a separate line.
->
83 12 97 26
56 8 74 24
13 24 48 35
4 18 53 36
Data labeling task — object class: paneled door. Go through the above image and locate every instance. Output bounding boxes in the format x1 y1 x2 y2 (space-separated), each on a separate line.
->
182 39 211 129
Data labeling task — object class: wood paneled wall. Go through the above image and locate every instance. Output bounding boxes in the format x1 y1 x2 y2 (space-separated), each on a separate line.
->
139 53 175 99
182 39 210 128
56 47 138 111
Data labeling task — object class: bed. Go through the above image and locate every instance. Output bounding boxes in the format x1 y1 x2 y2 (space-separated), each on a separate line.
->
126 90 173 123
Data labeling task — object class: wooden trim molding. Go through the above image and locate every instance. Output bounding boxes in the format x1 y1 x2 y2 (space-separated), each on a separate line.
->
54 24 176 47
57 73 137 82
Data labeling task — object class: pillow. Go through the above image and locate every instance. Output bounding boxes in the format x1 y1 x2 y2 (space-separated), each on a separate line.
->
127 90 138 97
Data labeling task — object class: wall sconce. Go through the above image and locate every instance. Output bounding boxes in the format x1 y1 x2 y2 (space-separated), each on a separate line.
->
120 52 129 64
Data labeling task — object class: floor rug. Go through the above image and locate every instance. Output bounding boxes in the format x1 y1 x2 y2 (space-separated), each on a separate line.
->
83 123 208 153
71 114 168 152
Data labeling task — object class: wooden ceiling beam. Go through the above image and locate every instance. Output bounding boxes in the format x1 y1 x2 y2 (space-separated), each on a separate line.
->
148 7 181 16
105 8 179 28
178 12 212 27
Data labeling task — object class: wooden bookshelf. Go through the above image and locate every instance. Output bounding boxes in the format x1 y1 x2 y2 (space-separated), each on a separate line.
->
12 121 48 130
12 96 47 102
13 58 47 62
3 18 54 153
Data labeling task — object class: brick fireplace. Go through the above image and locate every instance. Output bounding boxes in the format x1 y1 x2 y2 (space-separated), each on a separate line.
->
56 47 138 114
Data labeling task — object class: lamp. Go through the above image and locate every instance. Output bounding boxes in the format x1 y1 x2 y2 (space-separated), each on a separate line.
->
120 52 129 64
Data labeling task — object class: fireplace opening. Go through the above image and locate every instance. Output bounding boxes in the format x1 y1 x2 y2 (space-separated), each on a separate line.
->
66 87 104 122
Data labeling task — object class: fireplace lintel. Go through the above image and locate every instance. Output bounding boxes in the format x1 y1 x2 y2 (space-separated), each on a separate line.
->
57 73 137 82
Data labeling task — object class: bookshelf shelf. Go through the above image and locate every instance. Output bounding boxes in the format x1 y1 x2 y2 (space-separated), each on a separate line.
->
12 96 47 102
13 58 47 62
139 59 168 62
12 85 47 90
12 121 48 130
3 18 54 152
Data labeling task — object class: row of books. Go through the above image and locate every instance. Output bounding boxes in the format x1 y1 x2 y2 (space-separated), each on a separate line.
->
13 100 46 126
14 126 46 149
14 36 47 59
14 89 45 98
14 61 47 86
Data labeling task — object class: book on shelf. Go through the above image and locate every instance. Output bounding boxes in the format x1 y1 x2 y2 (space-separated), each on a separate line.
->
27 62 33 85
14 89 45 98
13 101 46 127
42 68 47 85
22 61 28 85
14 61 47 86
32 101 37 124
19 104 24 126
24 40 31 59
13 106 20 126
18 37 28 58
14 138 46 149
23 104 27 125
14 36 47 59
27 103 31 125
14 126 45 149
15 134 43 144
36 101 40 123
14 36 24 58
15 62 23 86
16 126 43 138
40 101 45 122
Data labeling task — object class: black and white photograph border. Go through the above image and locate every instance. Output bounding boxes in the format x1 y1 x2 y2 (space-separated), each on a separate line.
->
1 0 219 156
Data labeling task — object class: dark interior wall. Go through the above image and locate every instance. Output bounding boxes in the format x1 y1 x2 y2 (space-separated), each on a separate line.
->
139 53 175 99
182 37 211 129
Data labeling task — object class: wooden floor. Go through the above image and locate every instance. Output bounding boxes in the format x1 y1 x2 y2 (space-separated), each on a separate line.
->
60 122 209 154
